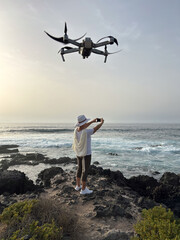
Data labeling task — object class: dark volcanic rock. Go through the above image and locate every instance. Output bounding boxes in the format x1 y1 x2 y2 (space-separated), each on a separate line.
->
93 161 100 165
89 165 127 187
160 172 180 186
0 145 19 154
127 175 159 197
127 172 180 217
37 167 64 187
0 153 76 170
0 170 36 194
44 157 76 165
108 153 118 156
25 153 45 161
151 172 180 217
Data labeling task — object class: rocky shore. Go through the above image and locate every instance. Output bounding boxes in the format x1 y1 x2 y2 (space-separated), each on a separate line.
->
0 145 180 240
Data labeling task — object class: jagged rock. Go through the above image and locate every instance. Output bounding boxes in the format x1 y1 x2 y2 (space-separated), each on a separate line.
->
160 172 180 186
89 165 127 187
0 170 36 194
37 167 64 187
127 175 159 197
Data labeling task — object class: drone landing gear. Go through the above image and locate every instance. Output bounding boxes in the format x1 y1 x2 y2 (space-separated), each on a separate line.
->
61 54 65 62
58 48 79 62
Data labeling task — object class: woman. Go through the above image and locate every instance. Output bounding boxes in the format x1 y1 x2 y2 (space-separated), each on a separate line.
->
73 115 104 195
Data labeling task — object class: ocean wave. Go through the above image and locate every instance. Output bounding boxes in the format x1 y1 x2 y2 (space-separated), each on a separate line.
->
133 144 180 154
7 128 73 134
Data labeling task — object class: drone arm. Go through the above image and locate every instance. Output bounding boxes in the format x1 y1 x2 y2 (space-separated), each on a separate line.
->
67 39 81 47
91 49 105 55
94 41 112 48
62 48 79 54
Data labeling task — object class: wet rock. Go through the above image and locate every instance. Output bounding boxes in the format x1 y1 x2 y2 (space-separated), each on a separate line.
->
0 153 42 170
0 145 19 154
0 153 76 170
134 147 143 150
108 153 118 156
37 167 64 187
151 171 160 176
0 170 36 194
25 153 45 161
93 161 100 165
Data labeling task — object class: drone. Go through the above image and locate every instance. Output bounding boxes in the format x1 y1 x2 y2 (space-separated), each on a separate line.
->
44 22 122 63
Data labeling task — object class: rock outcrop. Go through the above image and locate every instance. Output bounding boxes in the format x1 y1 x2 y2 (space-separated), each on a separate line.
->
0 145 19 154
0 170 37 194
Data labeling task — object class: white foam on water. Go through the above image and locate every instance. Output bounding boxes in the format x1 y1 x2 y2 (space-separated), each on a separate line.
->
1 123 180 180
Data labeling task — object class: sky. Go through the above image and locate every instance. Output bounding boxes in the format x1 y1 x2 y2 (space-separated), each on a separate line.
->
0 0 180 123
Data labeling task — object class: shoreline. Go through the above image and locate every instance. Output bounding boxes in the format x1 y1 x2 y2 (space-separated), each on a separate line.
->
0 144 165 182
0 145 180 239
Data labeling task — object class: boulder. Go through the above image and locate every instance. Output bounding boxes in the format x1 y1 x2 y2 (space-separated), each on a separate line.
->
160 172 180 186
127 175 159 197
89 165 127 187
0 170 36 194
37 167 64 187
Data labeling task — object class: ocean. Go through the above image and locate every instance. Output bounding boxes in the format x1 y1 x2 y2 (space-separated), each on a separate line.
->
0 123 180 181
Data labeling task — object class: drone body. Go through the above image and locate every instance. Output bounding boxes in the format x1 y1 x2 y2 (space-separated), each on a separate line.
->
45 23 121 63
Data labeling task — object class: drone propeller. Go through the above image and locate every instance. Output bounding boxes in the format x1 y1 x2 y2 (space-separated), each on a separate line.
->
45 22 86 45
97 36 118 46
64 22 67 35
44 31 64 43
104 45 122 62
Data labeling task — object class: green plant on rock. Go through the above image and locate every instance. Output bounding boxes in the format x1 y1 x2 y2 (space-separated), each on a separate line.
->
0 199 38 225
9 220 63 240
131 205 180 240
0 199 63 240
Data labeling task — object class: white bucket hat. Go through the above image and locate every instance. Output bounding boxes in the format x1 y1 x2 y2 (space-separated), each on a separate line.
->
75 115 90 127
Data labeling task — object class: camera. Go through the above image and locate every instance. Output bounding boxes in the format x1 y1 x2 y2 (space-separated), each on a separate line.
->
97 118 101 122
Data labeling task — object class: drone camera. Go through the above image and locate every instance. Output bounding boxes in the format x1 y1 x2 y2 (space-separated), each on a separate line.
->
84 38 92 48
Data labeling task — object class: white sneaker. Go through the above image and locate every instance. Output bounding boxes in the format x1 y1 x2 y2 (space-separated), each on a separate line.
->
80 187 93 195
75 185 82 191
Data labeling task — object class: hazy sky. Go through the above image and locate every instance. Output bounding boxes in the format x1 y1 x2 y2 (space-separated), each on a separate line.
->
0 0 180 123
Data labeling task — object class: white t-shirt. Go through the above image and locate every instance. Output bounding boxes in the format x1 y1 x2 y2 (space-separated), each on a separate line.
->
76 128 94 155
